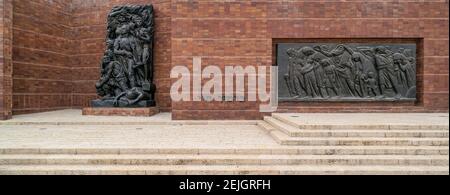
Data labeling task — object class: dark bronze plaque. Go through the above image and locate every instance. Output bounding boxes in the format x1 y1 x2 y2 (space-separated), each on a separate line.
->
277 43 417 101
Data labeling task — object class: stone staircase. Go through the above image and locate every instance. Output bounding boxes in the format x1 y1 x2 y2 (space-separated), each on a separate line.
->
254 114 449 175
260 115 449 146
0 148 448 175
0 111 448 175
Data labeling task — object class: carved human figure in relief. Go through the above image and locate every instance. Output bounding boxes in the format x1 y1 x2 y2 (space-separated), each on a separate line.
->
315 45 356 97
312 53 328 98
299 47 320 98
96 57 128 99
131 13 154 90
285 48 305 98
93 5 156 108
283 43 416 100
363 72 380 97
372 46 401 98
284 49 296 97
114 87 151 107
320 58 340 97
393 53 416 93
114 23 138 88
344 45 376 97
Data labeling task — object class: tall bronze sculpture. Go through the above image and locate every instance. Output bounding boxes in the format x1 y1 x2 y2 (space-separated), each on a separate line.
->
278 43 417 101
92 5 156 107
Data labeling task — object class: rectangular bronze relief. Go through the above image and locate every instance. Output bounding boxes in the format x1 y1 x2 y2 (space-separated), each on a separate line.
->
277 43 417 102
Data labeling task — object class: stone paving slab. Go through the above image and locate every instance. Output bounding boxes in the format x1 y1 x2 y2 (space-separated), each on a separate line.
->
0 124 279 149
0 110 258 125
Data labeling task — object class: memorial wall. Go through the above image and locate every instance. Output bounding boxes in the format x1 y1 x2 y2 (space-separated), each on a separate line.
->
171 1 448 120
11 0 73 116
0 0 13 120
0 0 448 120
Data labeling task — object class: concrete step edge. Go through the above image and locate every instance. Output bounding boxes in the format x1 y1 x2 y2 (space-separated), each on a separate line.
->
263 117 449 138
0 165 448 175
0 121 260 126
1 147 447 155
256 121 277 134
264 117 298 136
286 130 449 138
1 154 448 159
270 131 450 146
271 114 449 130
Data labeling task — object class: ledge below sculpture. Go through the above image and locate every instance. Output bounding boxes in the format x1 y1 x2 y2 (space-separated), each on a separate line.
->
91 99 156 108
82 107 160 117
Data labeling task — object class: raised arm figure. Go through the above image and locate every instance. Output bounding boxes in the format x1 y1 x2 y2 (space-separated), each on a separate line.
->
314 44 346 57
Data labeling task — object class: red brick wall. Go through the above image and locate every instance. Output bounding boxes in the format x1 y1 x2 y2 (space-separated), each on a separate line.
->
171 0 449 120
70 0 172 112
0 0 13 120
12 0 73 115
1 0 448 120
171 1 271 120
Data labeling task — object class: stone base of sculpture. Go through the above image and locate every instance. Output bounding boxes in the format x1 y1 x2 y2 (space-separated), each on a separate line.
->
82 107 159 117
91 99 156 108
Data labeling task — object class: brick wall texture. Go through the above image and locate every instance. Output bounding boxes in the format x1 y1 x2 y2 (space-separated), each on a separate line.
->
0 0 448 120
12 0 73 115
0 0 13 120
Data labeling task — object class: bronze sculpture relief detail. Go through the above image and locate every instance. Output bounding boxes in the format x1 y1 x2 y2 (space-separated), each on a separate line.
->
278 43 417 101
93 5 156 107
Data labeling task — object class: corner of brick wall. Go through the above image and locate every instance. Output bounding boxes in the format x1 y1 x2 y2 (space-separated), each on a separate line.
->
0 0 13 120
11 0 74 115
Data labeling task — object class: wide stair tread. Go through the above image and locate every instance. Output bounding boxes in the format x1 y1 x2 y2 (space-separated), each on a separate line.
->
0 154 447 166
0 165 447 175
1 146 448 155
262 118 449 138
271 114 449 131
270 131 449 146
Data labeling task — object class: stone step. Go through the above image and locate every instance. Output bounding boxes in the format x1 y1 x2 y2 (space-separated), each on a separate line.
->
0 148 283 155
0 154 447 166
0 165 448 175
260 119 449 138
270 131 449 146
0 121 259 126
271 115 450 130
1 146 448 155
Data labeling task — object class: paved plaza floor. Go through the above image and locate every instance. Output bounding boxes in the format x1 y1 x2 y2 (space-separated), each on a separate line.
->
0 124 280 149
0 110 448 150
1 110 257 125
0 110 277 150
